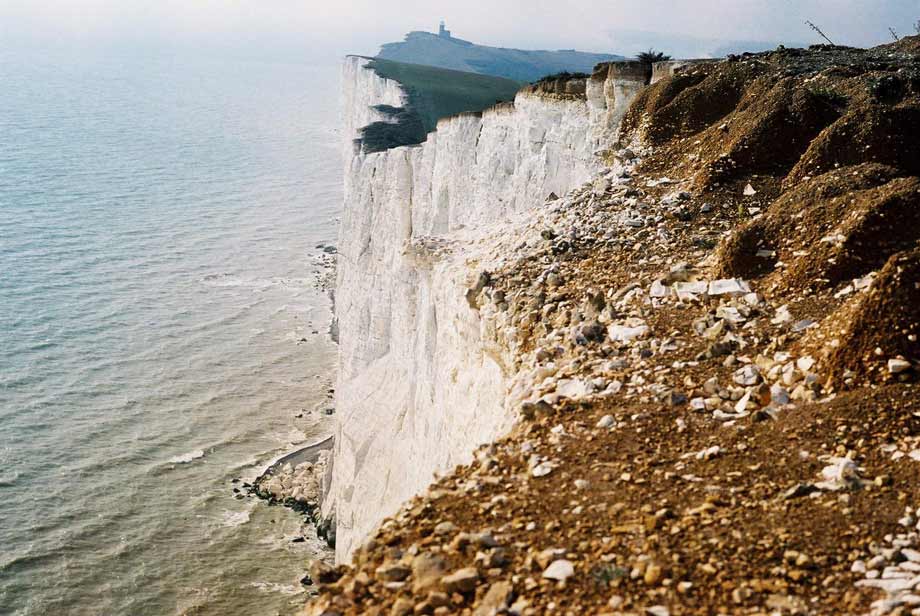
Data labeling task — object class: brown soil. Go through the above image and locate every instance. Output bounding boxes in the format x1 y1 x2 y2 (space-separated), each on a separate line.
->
632 39 920 383
308 387 920 615
714 164 920 293
824 248 920 384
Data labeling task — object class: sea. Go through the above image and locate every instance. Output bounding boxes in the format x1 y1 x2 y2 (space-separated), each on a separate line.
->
0 48 342 615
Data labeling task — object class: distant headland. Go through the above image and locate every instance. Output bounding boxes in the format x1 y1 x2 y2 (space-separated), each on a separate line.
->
377 22 624 82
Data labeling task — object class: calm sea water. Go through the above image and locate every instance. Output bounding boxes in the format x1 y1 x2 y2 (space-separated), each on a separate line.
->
0 49 341 615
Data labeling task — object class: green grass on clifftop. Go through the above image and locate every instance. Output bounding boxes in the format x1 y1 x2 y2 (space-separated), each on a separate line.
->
367 57 524 132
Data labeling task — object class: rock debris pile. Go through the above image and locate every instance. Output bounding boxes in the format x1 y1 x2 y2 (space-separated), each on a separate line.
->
256 452 329 510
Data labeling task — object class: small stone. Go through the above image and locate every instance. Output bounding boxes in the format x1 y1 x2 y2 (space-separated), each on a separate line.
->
783 483 818 500
708 279 751 296
646 607 670 616
309 560 342 585
532 461 555 478
391 598 414 616
596 415 615 429
903 548 920 562
814 457 857 492
578 321 607 344
772 305 792 325
889 358 912 374
695 445 722 461
555 378 590 399
469 532 499 548
731 385 748 408
770 383 791 405
427 592 450 608
644 563 663 585
664 390 688 406
674 281 708 300
542 559 575 582
433 521 456 536
743 183 757 196
510 597 531 614
441 567 480 593
376 562 411 582
624 217 644 228
473 581 514 616
766 595 806 612
412 553 449 592
608 322 649 343
649 279 670 298
868 555 887 570
733 364 761 386
484 548 509 568
856 577 918 593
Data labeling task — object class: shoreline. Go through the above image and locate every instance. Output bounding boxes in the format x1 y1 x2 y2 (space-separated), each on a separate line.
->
257 434 334 480
250 433 337 551
249 245 339 552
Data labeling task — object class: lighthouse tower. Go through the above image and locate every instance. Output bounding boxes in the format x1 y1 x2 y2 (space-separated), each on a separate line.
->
438 21 452 39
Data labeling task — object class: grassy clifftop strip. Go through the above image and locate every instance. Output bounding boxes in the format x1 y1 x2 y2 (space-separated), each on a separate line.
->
358 57 524 153
379 31 622 82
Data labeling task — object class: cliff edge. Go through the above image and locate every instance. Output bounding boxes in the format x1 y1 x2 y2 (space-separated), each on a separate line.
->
313 38 920 615
326 55 649 562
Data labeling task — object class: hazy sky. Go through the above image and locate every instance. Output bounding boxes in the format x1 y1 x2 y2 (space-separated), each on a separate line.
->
2 1 918 60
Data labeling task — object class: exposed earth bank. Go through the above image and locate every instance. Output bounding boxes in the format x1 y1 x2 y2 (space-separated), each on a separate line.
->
308 38 920 615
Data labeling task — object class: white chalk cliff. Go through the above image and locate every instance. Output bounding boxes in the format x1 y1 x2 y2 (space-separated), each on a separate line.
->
325 56 648 561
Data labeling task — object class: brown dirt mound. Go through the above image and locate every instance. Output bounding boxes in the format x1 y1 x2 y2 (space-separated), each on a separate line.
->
714 164 920 293
787 103 920 184
623 41 920 196
691 78 842 188
621 64 763 145
823 247 920 383
623 42 920 370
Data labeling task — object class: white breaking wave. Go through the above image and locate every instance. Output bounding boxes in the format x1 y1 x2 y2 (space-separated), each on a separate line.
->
168 449 206 465
220 507 252 528
248 581 303 595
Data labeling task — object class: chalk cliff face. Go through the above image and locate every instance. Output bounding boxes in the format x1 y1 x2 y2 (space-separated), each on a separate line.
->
326 56 647 560
340 58 406 156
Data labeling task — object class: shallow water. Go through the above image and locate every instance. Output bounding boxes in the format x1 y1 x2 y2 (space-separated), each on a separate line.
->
0 49 341 615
